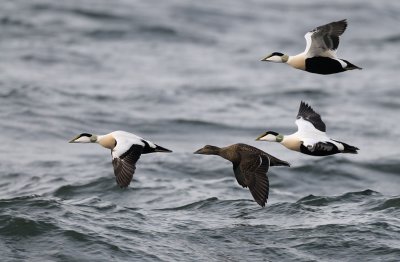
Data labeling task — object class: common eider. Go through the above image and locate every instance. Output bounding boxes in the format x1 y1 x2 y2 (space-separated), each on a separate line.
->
261 19 362 74
69 131 172 188
194 143 290 207
256 102 359 156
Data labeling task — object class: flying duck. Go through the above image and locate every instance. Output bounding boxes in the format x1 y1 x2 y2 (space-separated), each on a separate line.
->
194 143 290 207
261 19 361 74
69 131 172 188
256 102 359 156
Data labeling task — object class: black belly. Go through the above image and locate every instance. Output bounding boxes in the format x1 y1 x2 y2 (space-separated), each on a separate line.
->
305 57 346 75
300 144 340 156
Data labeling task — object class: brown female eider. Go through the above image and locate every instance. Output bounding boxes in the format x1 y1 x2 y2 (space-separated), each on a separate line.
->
194 143 290 207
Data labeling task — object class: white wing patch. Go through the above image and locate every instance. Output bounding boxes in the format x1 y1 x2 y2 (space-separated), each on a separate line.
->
303 32 313 55
295 118 332 150
336 58 347 68
295 120 344 151
301 138 320 149
295 118 326 136
295 114 345 152
111 131 145 159
329 140 345 150
301 20 348 59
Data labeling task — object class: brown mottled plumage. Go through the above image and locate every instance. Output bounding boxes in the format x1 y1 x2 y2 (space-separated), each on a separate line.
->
194 143 290 207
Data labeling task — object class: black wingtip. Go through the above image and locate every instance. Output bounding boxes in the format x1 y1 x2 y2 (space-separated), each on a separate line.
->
256 200 266 207
321 19 348 36
300 100 308 106
338 19 348 34
338 141 359 154
299 101 313 113
344 147 359 154
297 101 326 132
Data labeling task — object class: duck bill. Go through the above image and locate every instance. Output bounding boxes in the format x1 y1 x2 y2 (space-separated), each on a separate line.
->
255 132 267 141
193 148 205 154
68 135 80 143
261 54 272 61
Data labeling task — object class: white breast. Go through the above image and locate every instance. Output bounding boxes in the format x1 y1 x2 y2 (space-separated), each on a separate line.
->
287 54 306 70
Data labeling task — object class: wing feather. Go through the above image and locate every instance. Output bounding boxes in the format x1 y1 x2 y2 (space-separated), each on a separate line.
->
112 144 143 188
304 19 347 57
296 101 326 133
239 153 270 207
233 163 247 188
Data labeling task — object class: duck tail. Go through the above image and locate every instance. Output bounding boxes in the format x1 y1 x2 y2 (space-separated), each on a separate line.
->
334 140 359 154
154 144 173 153
343 60 362 70
268 155 291 167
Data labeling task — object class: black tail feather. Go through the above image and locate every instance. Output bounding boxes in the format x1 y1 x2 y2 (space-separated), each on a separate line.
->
154 144 172 153
343 60 362 70
334 140 359 154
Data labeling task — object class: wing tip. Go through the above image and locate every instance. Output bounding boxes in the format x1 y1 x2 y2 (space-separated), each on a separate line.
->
334 19 348 34
299 101 314 114
311 19 348 35
256 198 267 207
297 101 326 132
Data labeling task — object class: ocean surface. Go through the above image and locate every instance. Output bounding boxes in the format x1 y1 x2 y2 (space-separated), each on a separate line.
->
1 0 400 261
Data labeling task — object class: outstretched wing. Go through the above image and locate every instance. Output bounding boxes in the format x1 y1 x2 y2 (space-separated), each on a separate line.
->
304 19 347 57
233 163 247 188
237 153 270 207
296 101 326 133
112 144 143 188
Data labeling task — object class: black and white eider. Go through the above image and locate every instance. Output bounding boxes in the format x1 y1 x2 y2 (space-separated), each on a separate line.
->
261 19 362 74
69 131 172 188
194 143 290 207
256 102 359 156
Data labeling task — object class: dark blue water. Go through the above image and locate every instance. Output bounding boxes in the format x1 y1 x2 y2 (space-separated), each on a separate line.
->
1 0 400 261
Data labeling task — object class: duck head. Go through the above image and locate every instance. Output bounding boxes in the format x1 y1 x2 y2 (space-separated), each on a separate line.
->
69 133 98 143
256 131 283 143
194 145 221 155
261 52 289 63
